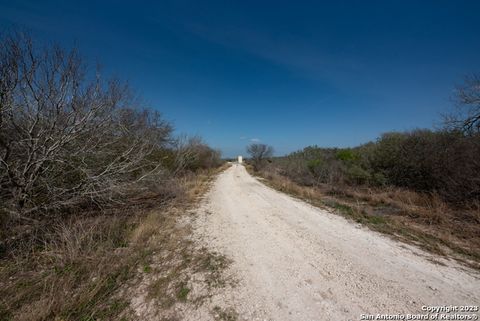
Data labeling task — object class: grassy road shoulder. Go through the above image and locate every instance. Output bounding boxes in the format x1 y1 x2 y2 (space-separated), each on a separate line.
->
0 164 231 321
246 164 480 270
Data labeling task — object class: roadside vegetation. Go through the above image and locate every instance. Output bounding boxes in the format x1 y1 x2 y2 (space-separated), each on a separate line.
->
246 75 480 268
0 32 226 320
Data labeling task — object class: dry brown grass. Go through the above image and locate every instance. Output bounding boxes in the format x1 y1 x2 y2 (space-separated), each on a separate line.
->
0 212 140 321
0 164 230 321
129 164 234 319
252 167 480 269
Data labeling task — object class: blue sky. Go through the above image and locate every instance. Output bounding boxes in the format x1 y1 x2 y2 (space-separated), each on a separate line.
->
1 0 479 157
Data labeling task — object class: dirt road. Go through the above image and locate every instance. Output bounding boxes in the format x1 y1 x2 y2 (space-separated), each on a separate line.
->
193 164 479 321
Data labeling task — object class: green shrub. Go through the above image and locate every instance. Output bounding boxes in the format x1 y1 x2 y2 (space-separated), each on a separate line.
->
307 159 323 175
371 172 387 186
336 149 358 162
346 165 371 185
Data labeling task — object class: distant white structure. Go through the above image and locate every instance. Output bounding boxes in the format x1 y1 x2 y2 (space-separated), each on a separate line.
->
238 155 243 164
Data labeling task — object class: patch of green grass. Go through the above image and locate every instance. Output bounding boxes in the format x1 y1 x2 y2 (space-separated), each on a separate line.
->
196 250 231 288
176 285 190 301
323 200 355 216
143 264 152 273
332 202 354 216
366 215 386 225
212 306 238 321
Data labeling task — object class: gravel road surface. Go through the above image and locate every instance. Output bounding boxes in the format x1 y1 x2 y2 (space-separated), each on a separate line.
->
192 164 479 321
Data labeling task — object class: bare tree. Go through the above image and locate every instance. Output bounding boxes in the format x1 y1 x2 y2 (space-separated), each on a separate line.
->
246 143 274 171
445 74 480 135
0 33 172 220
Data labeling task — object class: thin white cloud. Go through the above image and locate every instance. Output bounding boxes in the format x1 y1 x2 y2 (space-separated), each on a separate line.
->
250 138 260 142
183 22 365 83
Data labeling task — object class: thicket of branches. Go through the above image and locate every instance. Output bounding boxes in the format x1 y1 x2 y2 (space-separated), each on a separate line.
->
445 74 480 135
266 75 480 206
246 143 274 171
0 33 222 245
